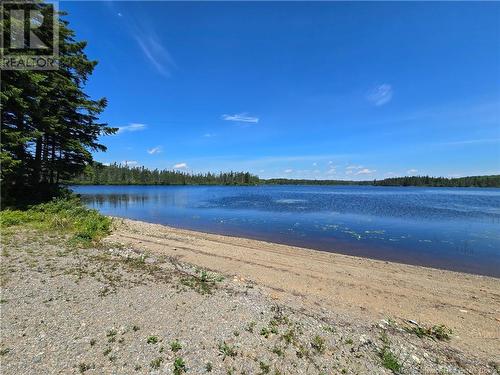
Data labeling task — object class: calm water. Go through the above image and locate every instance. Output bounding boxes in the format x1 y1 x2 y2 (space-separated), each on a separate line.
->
72 185 500 277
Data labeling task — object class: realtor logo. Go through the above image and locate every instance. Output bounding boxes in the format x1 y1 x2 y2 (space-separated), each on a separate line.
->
1 1 59 70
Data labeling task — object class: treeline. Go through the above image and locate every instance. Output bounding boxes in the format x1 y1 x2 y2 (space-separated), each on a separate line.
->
70 164 500 188
263 178 371 186
266 175 500 187
71 163 260 185
372 175 500 188
1 2 115 205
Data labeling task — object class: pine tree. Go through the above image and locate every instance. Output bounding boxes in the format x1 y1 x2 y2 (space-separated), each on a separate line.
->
1 3 117 204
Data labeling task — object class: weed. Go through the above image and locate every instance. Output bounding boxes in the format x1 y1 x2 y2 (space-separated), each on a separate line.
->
259 361 270 374
132 325 140 332
170 339 182 352
106 329 117 342
405 323 452 341
147 335 159 344
323 325 335 334
103 347 112 356
345 338 353 345
378 332 401 373
281 328 296 345
261 327 271 338
89 339 96 347
173 357 186 375
245 321 256 333
271 346 284 357
205 362 213 372
150 357 164 370
0 348 11 356
218 341 237 359
78 363 93 373
311 335 326 354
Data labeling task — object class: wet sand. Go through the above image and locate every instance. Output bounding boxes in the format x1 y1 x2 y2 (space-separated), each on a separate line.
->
108 218 500 362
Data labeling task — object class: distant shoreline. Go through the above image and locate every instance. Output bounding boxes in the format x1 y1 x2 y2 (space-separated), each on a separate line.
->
70 164 500 188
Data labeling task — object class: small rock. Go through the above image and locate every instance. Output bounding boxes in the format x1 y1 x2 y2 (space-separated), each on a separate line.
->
411 354 421 364
359 334 371 344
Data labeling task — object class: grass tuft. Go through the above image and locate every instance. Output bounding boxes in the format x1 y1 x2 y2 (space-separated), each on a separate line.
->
0 196 111 245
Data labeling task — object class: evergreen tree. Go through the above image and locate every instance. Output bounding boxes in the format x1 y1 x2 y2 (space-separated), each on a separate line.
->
1 3 116 204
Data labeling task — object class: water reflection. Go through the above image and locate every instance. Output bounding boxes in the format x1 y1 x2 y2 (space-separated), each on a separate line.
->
73 185 500 277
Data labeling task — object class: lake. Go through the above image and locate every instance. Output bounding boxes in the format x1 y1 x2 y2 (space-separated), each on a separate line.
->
72 185 500 277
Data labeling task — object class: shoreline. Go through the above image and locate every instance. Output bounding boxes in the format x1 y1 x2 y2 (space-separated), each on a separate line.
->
108 217 500 362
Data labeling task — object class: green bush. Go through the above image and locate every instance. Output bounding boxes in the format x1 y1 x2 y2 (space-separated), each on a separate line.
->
0 196 111 244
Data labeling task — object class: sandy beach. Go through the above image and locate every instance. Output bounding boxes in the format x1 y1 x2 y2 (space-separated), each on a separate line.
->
2 218 499 374
109 218 500 363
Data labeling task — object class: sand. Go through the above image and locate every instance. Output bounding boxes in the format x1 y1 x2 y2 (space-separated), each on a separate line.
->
108 218 500 363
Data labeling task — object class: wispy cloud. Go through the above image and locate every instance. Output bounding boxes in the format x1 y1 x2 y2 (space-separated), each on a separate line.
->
406 169 418 175
326 168 336 175
173 162 187 169
135 32 176 77
222 113 259 123
203 133 215 138
436 138 500 146
284 169 293 173
117 123 147 134
346 165 364 170
147 146 162 155
367 84 393 106
355 168 376 175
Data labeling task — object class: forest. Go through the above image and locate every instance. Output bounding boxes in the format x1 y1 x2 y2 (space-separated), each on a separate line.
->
70 163 500 188
71 163 260 185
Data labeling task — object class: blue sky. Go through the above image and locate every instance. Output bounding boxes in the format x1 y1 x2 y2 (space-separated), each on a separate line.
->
62 1 500 180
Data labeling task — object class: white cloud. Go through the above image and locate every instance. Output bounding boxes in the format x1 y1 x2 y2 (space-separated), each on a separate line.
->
117 123 147 134
221 113 259 123
326 168 336 175
312 162 317 166
355 168 376 175
203 133 215 138
284 169 293 173
367 84 393 106
406 169 418 175
117 12 123 17
346 164 364 170
121 160 138 166
173 162 187 169
147 146 162 155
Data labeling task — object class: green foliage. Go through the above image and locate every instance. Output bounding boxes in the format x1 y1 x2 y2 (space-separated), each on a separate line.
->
218 341 237 359
1 1 116 205
70 162 260 186
310 335 326 354
173 357 186 375
378 332 401 373
70 164 500 188
170 339 182 352
405 323 452 341
265 175 500 187
147 336 159 344
0 196 111 244
150 357 163 370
